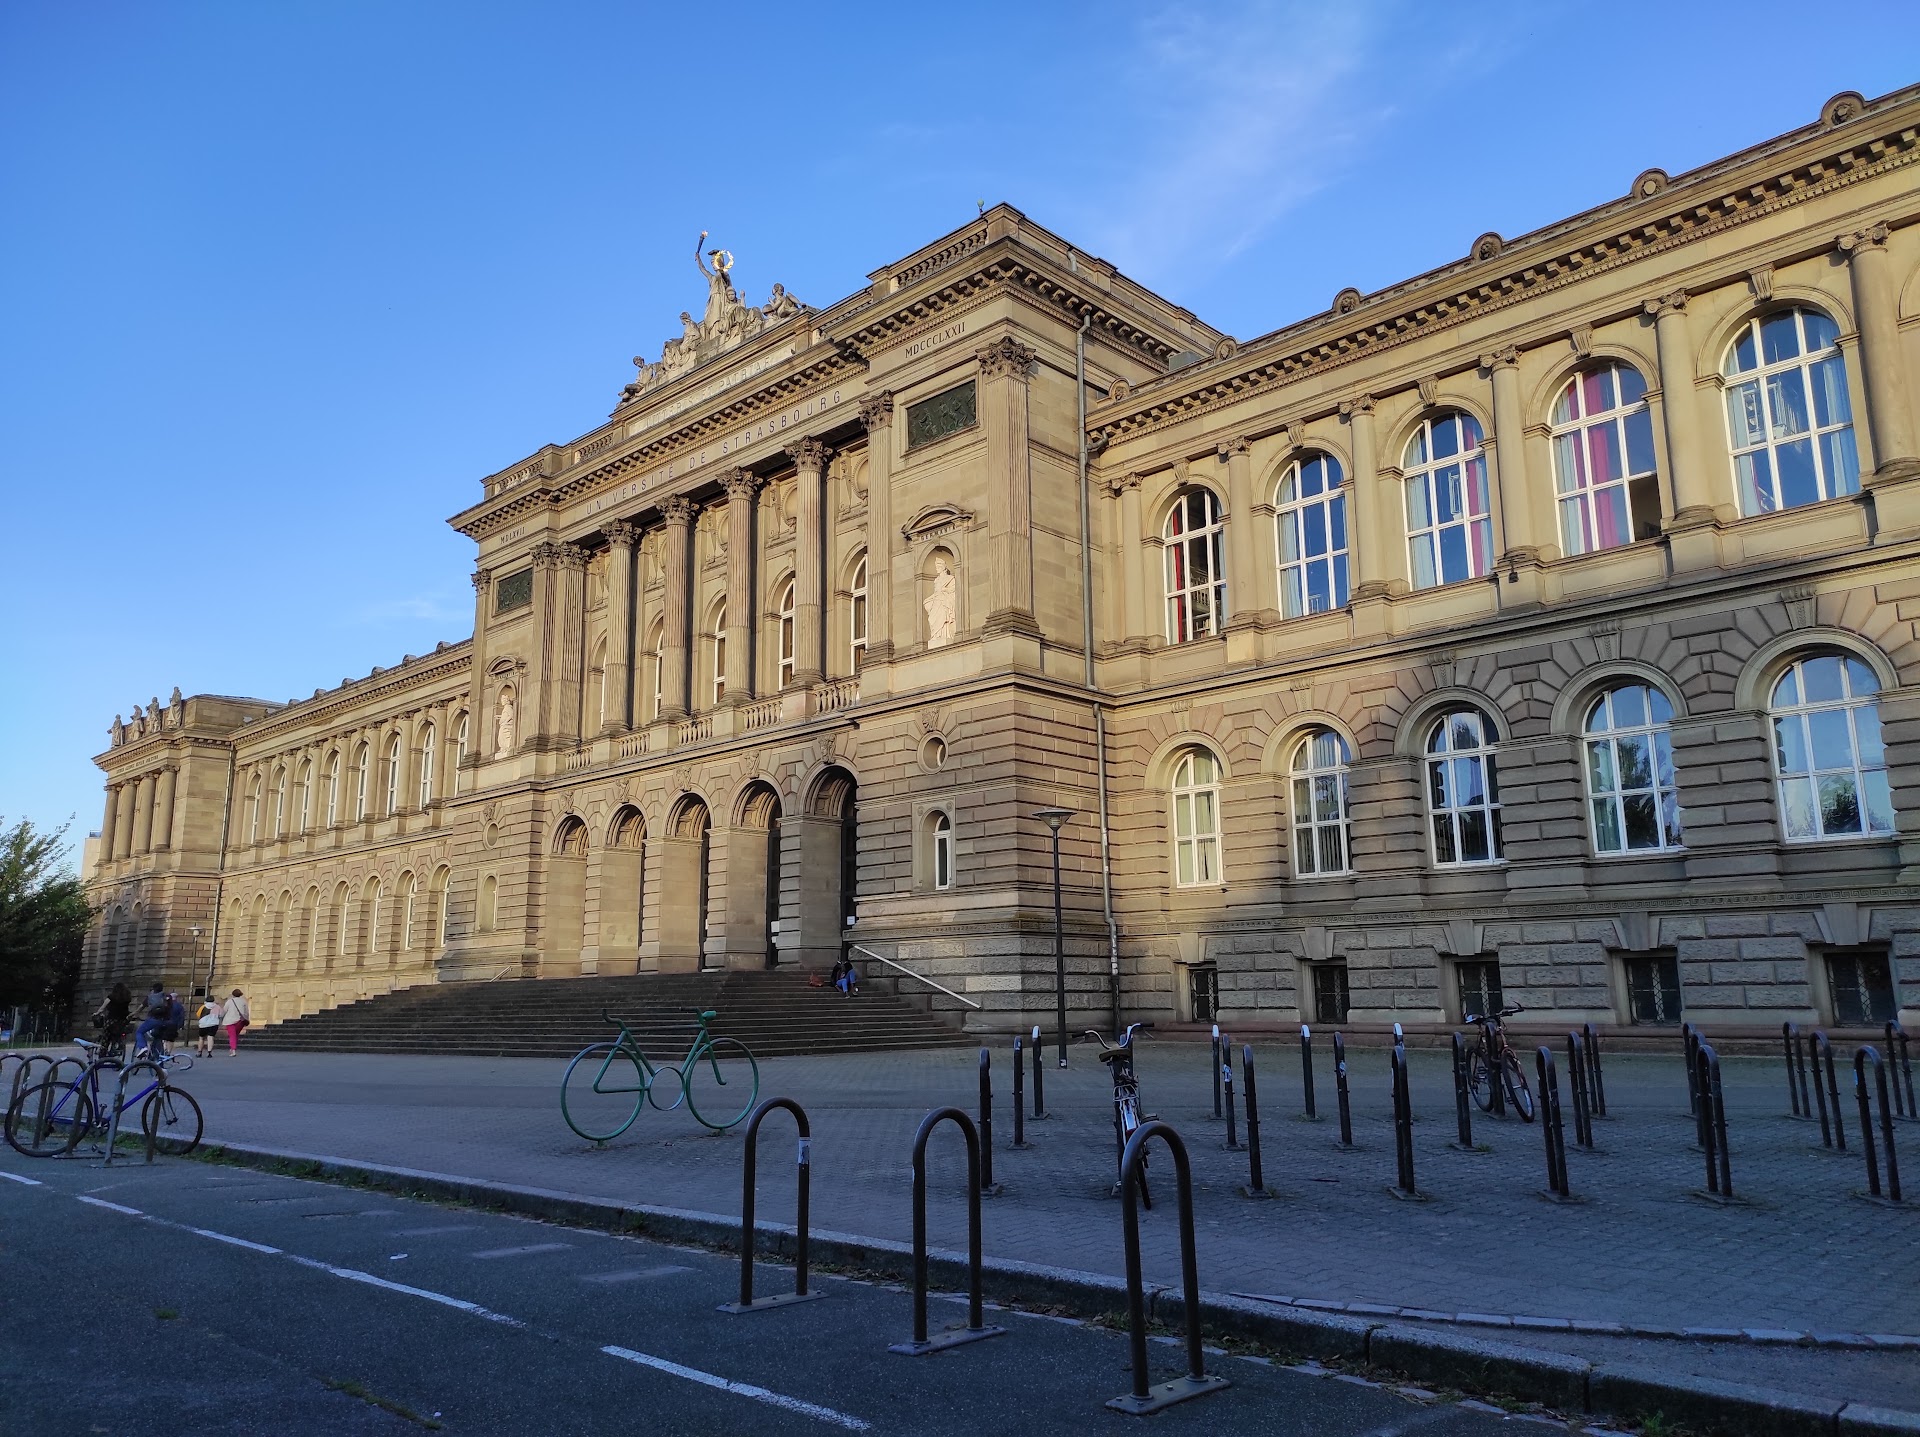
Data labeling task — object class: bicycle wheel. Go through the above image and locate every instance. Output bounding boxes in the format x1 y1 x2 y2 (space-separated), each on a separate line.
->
683 1038 758 1131
5 1081 90 1157
1468 1049 1495 1113
142 1086 204 1154
1118 1094 1151 1210
1501 1052 1536 1122
561 1043 647 1141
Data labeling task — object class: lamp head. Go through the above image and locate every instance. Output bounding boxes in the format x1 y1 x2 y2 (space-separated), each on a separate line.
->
1032 807 1075 831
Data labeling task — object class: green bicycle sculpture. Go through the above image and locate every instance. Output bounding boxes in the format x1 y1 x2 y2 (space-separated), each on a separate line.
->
561 1007 759 1141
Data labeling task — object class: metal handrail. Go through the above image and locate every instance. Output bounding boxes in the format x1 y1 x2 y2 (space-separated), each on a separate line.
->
849 944 980 1010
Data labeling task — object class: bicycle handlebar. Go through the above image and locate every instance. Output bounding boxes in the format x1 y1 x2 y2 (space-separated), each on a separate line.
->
1464 1004 1526 1023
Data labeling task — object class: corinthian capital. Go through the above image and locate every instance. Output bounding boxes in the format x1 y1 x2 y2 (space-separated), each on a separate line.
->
530 541 564 569
858 390 895 430
975 336 1036 380
556 543 589 571
1838 221 1891 255
603 519 639 547
785 438 828 471
720 468 763 501
471 566 492 590
1642 289 1689 320
661 495 699 525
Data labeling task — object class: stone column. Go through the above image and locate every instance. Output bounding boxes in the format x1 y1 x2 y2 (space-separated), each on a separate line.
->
858 392 895 663
1483 348 1545 563
553 544 588 747
787 440 828 685
1342 395 1400 594
1840 222 1920 479
1111 474 1149 644
658 497 696 720
720 470 762 701
1644 290 1717 526
600 522 638 734
133 772 155 854
466 566 492 766
1219 436 1264 627
99 784 120 867
977 337 1040 634
154 764 178 851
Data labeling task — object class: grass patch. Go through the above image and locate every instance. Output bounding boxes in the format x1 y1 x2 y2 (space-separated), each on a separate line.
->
152 1307 179 1321
322 1378 442 1430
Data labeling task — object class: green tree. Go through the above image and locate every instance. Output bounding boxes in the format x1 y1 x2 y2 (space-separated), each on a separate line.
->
0 817 94 1015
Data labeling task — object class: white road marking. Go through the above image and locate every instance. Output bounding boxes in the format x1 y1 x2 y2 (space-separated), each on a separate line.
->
186 1226 282 1255
579 1265 693 1283
0 1171 43 1186
393 1224 480 1236
76 1196 142 1215
601 1345 870 1430
470 1242 573 1260
283 1253 523 1325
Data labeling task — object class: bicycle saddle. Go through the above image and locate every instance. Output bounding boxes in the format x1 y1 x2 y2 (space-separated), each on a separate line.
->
694 1009 718 1022
1097 1048 1130 1064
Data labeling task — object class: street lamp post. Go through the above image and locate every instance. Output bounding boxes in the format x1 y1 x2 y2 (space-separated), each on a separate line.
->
1033 807 1075 1069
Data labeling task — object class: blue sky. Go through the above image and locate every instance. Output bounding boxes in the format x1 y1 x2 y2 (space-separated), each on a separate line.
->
3 1 1914 869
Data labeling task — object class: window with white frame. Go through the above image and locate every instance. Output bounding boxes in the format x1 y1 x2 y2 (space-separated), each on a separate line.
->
931 811 953 891
383 736 401 815
1552 364 1660 555
1163 490 1227 643
417 724 435 809
402 874 418 950
1769 654 1893 842
247 776 262 843
712 602 728 705
325 754 340 827
295 761 312 832
849 554 868 673
1723 308 1859 515
1275 453 1349 617
1426 707 1504 866
1584 684 1682 854
1404 413 1493 589
776 579 796 689
454 713 469 794
354 744 369 821
367 879 383 954
271 768 287 837
1170 747 1223 887
648 625 665 721
1289 728 1351 876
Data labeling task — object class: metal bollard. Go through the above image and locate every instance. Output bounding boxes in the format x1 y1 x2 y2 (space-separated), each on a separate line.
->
1031 1026 1045 1119
719 1098 825 1313
1682 1022 1701 1121
1221 1035 1239 1151
1815 1030 1846 1151
1853 1047 1904 1204
977 1048 1000 1195
1333 1032 1355 1149
1784 1022 1806 1118
1887 1022 1916 1122
1210 1023 1223 1121
1449 1032 1476 1152
1240 1044 1270 1198
1583 1021 1607 1117
1300 1024 1317 1120
1387 1043 1420 1198
1535 1047 1572 1200
1695 1044 1733 1200
1106 1121 1231 1414
1567 1032 1594 1151
888 1107 1007 1355
1011 1037 1027 1149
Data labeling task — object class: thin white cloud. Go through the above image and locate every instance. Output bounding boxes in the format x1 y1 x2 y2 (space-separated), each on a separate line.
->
350 593 464 625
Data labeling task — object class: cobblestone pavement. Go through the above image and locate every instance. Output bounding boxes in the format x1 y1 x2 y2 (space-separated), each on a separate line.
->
120 1037 1920 1399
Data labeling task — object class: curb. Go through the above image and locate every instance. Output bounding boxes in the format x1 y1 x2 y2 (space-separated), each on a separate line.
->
163 1137 1920 1437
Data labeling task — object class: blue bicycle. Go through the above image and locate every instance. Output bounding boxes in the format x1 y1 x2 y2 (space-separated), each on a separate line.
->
3 1042 202 1157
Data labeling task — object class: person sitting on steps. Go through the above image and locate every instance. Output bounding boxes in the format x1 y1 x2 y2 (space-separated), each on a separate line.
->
831 956 859 998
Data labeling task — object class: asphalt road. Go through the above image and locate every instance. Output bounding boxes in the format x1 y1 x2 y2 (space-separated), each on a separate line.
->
0 1150 1562 1437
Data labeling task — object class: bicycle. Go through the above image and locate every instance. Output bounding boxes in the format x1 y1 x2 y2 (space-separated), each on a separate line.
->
560 1008 759 1141
1085 1023 1154 1209
1464 1004 1536 1121
4 1042 204 1158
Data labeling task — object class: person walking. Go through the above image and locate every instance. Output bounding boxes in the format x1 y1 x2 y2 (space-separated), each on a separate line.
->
220 988 251 1056
192 988 221 1058
162 992 186 1056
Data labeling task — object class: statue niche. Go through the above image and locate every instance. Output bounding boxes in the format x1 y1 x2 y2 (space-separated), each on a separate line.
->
493 685 518 760
924 551 958 650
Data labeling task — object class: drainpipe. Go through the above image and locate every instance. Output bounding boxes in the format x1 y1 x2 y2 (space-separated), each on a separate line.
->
1075 306 1123 1037
204 743 237 995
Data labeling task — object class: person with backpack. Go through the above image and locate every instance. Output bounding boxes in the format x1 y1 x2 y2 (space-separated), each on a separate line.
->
192 988 221 1058
133 984 169 1059
162 992 186 1055
220 988 251 1055
92 982 133 1060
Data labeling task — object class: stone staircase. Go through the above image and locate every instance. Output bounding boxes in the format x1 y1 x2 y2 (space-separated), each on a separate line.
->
243 970 973 1059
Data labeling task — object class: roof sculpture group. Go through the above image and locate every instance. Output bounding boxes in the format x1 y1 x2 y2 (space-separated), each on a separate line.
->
619 232 805 406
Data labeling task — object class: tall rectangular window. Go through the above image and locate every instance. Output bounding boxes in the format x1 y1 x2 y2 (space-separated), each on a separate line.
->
1311 963 1350 1025
1826 949 1896 1025
1620 951 1682 1024
1454 958 1503 1023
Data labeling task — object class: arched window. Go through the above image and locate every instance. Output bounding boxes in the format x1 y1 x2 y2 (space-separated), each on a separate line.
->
294 761 312 833
1275 454 1348 617
1770 654 1892 841
712 601 728 706
479 874 498 933
1584 684 1682 853
1426 708 1503 866
333 882 350 957
1552 364 1659 555
1163 490 1227 643
324 753 340 828
1289 729 1351 876
849 554 869 673
417 724 436 809
353 743 370 821
246 775 262 843
1404 413 1492 589
647 623 665 721
1724 308 1859 515
930 811 954 891
383 735 401 815
271 768 287 837
776 579 797 689
366 878 383 954
453 713 469 795
401 873 418 950
1170 748 1223 887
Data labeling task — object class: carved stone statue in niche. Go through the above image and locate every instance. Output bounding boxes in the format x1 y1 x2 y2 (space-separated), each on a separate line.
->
493 686 517 759
925 554 957 649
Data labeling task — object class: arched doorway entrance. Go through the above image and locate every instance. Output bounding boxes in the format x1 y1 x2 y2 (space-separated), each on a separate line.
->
547 816 589 977
797 767 857 970
722 782 783 969
660 796 712 972
598 806 646 976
